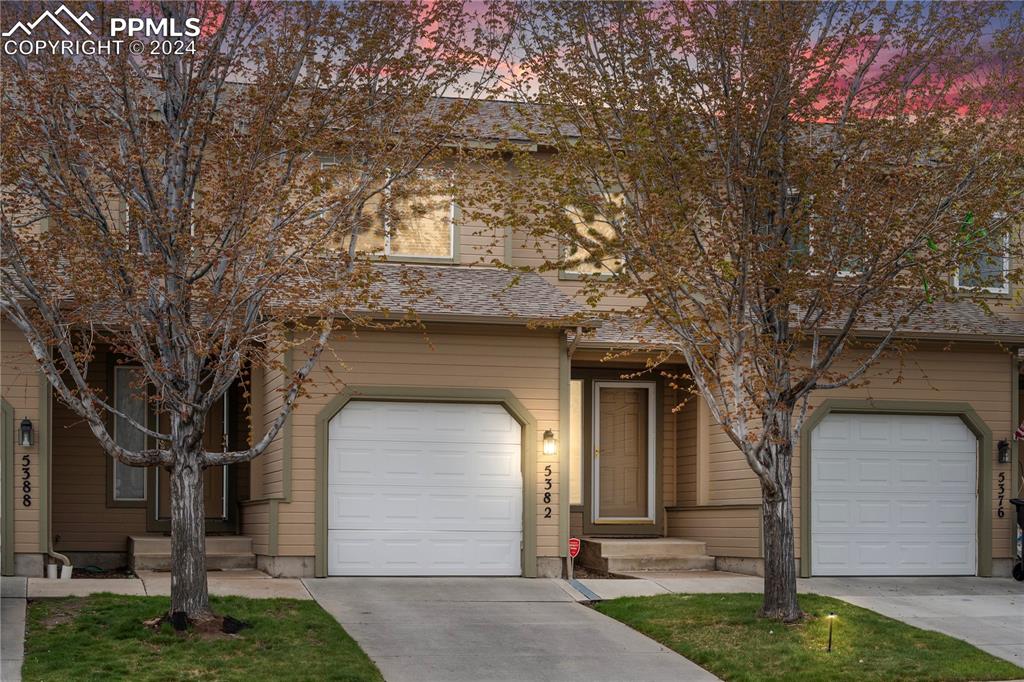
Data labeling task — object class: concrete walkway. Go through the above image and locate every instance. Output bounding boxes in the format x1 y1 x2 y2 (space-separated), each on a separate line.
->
302 577 719 682
136 569 311 600
1 577 27 682
572 572 1024 668
24 569 311 600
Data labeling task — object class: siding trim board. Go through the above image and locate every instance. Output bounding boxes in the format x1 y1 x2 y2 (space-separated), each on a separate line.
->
2 398 14 575
313 385 539 578
37 371 50 557
558 334 570 559
798 399 994 579
1012 357 1020 556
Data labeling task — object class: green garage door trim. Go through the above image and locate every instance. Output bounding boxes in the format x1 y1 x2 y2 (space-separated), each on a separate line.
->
314 386 539 578
799 399 993 579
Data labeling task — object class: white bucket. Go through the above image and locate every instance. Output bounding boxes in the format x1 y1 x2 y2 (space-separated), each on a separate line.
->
46 563 58 579
59 564 73 580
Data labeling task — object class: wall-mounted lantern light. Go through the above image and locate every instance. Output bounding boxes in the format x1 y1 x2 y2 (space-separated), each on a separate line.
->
997 439 1010 464
542 429 557 457
20 417 33 447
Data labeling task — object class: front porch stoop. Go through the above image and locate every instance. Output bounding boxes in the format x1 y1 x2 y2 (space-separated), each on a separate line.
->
579 538 716 574
128 535 256 572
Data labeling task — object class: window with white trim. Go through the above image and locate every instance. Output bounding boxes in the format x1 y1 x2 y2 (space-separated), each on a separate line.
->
321 162 455 260
113 366 147 501
561 193 625 276
956 230 1010 294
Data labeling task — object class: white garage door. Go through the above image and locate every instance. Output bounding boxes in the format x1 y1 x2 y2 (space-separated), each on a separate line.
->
327 401 522 576
811 413 977 576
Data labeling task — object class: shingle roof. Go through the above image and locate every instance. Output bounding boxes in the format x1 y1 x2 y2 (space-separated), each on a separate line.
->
572 315 677 348
573 300 1024 350
832 299 1024 341
355 263 587 324
443 98 580 142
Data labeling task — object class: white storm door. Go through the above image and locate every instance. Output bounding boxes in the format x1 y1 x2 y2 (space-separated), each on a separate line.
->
327 401 522 576
811 413 977 576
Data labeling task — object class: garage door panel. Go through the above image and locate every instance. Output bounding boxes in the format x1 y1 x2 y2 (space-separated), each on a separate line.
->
811 413 976 576
328 401 523 576
814 495 974 534
330 402 519 445
329 484 521 531
328 530 521 576
329 442 521 488
814 534 976 575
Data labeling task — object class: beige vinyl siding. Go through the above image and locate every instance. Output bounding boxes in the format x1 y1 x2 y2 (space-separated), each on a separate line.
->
662 382 680 509
277 325 562 559
241 501 271 556
259 356 287 499
2 320 43 553
569 510 583 537
673 343 1014 560
674 385 698 507
667 506 762 557
457 218 507 266
509 229 643 312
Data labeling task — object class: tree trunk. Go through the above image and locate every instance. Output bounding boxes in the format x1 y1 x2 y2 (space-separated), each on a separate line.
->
169 449 212 621
759 409 802 622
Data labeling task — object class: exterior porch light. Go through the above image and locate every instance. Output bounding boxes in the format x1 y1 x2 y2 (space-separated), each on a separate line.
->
20 417 33 447
997 439 1010 464
542 429 557 457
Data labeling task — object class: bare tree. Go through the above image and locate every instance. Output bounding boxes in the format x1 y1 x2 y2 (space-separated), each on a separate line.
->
487 1 1022 620
1 0 510 622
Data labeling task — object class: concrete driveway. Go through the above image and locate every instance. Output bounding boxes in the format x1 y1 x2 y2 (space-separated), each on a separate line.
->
804 576 1024 667
302 577 718 682
572 572 1024 668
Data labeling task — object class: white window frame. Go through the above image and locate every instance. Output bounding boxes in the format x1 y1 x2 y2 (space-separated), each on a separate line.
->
383 192 456 261
320 161 456 261
112 366 147 502
560 206 626 278
955 230 1010 295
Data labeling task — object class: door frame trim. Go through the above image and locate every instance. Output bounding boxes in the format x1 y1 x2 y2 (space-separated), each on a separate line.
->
313 386 538 578
799 399 993 578
592 380 657 524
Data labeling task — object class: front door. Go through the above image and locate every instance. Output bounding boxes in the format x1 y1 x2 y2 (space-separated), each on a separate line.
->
590 381 656 532
146 393 235 533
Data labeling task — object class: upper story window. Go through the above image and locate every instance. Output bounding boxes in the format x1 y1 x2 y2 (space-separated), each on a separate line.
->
322 161 455 261
561 194 625 277
956 230 1010 294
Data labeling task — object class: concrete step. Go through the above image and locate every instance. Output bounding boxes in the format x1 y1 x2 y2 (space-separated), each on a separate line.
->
587 538 708 558
606 555 717 573
579 537 716 573
128 535 255 572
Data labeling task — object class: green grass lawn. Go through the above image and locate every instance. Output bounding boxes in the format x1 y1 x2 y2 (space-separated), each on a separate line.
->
594 593 1024 682
22 594 383 682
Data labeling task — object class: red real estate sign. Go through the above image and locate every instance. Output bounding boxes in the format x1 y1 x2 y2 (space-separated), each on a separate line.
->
568 537 581 559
